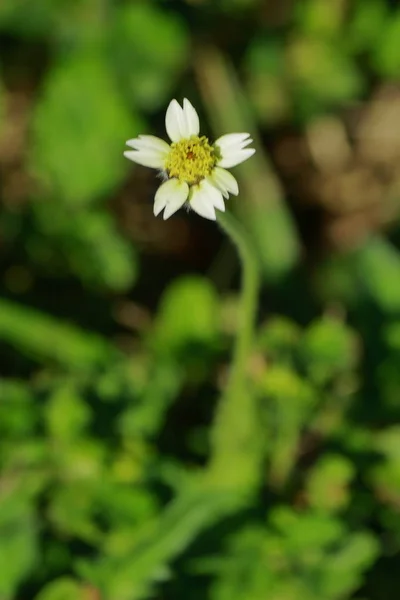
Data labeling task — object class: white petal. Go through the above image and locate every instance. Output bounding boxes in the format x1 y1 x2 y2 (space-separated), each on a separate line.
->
165 100 183 142
189 183 217 220
214 133 252 151
183 98 200 137
126 135 170 154
166 99 193 142
218 148 256 169
163 198 186 220
124 149 166 169
210 167 239 197
203 178 225 211
210 191 225 212
153 178 189 219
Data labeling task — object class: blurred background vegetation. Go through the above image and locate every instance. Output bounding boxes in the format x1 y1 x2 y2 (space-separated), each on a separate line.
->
1 0 400 598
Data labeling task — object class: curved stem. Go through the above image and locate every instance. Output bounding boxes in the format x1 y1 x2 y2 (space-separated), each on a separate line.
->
208 210 261 491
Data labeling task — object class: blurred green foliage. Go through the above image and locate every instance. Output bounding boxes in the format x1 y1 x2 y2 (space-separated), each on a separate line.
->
1 0 400 599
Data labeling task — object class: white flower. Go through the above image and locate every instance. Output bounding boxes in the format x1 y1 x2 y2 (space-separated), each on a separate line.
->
124 98 255 220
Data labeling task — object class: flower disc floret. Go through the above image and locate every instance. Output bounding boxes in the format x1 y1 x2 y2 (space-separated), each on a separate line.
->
164 135 217 186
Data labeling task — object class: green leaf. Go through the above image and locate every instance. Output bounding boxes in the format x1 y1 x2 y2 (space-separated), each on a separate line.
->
0 0 55 36
288 38 364 116
313 253 361 306
30 50 141 206
30 201 137 291
295 0 346 38
261 365 315 409
348 0 389 54
0 297 117 370
369 427 400 507
0 499 38 598
259 365 316 487
210 527 274 600
246 38 285 77
212 509 377 600
81 487 243 600
45 385 91 441
257 316 301 362
34 577 86 600
65 210 137 291
305 454 355 512
319 532 379 597
245 39 290 124
109 3 189 111
152 276 220 357
373 11 400 78
270 506 344 552
48 481 103 543
0 381 35 439
355 236 400 312
300 317 357 385
119 362 183 438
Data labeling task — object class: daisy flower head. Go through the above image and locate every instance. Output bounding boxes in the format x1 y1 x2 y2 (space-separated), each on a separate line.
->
124 99 255 220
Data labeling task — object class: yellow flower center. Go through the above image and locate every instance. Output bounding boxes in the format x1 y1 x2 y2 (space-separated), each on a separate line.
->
164 135 216 186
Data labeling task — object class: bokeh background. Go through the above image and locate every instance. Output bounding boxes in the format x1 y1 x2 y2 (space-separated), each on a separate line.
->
1 0 400 598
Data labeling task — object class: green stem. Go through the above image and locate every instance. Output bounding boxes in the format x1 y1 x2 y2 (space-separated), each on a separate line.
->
208 210 261 491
